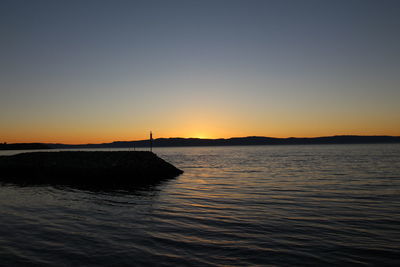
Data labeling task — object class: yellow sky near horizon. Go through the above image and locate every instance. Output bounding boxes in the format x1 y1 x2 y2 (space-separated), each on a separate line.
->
2 121 399 145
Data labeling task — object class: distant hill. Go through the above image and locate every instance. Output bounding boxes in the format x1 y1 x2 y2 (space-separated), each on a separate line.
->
2 136 399 150
0 143 51 150
48 135 400 149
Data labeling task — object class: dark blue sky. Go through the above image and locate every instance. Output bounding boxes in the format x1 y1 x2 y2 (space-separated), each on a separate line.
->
1 0 400 143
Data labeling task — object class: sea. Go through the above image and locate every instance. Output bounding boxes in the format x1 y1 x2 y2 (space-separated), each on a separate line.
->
0 144 399 266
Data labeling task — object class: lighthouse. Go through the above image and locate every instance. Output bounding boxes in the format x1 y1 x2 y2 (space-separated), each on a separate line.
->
150 131 153 152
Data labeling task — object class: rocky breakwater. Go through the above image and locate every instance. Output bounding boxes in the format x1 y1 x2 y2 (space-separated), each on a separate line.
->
0 151 183 189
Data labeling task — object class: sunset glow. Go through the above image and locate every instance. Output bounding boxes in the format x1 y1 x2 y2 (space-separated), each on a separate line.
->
1 1 399 144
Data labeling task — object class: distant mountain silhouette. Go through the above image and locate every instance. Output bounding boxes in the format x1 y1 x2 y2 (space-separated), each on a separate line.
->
2 136 399 150
48 135 400 149
0 143 51 150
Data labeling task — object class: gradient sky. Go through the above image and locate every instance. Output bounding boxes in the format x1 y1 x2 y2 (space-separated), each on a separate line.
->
1 0 399 144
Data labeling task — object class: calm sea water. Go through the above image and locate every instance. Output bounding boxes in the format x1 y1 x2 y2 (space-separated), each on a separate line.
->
0 144 399 266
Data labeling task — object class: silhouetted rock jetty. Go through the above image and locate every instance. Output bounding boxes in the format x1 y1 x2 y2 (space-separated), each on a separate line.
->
0 151 183 189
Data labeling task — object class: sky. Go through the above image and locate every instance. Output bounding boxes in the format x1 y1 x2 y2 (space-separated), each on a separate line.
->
1 0 399 144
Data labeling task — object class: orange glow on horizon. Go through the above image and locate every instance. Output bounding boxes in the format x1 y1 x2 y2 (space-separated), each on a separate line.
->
2 107 400 144
2 128 400 145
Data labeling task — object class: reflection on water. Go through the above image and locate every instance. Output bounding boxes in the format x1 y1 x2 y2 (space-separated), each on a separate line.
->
1 144 400 266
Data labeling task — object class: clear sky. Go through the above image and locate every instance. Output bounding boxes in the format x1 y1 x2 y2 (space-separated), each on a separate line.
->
1 0 399 144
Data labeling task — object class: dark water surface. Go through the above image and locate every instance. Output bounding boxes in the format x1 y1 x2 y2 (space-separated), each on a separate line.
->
1 144 399 266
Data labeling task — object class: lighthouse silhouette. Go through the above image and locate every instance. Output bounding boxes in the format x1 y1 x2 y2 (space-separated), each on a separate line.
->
150 131 153 152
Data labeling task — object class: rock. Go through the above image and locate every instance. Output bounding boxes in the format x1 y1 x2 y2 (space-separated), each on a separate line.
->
0 151 183 189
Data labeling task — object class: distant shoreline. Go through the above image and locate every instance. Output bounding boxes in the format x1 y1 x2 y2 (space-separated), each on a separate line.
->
1 135 400 150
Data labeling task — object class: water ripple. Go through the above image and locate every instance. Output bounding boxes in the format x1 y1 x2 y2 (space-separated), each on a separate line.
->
1 144 400 266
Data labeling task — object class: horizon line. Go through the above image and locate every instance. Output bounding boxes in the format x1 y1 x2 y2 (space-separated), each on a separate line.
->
4 134 400 146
